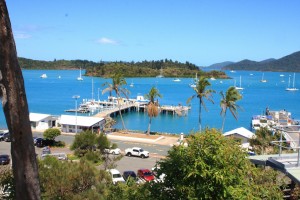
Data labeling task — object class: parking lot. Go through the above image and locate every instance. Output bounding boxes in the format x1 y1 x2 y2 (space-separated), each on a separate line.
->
0 133 173 175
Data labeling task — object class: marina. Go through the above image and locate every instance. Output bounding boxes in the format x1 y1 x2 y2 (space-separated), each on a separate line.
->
0 69 300 134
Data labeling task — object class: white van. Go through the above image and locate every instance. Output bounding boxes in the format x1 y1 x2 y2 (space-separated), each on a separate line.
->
108 169 125 184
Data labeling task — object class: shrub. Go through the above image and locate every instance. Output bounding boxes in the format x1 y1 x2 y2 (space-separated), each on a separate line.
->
43 128 61 140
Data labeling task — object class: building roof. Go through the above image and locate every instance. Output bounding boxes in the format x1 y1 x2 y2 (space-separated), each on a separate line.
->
30 113 51 122
223 127 255 139
59 115 104 127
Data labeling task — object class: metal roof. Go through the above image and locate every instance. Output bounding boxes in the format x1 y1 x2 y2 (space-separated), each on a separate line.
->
59 115 104 127
29 113 51 122
223 127 255 139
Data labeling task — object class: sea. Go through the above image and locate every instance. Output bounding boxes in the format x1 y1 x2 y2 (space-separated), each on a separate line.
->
0 70 299 135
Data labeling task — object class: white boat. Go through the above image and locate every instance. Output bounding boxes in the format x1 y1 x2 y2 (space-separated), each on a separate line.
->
189 83 196 88
286 73 299 91
260 73 267 82
230 70 236 73
210 77 216 81
77 67 83 81
173 78 181 82
156 67 164 78
130 81 134 87
58 75 61 79
40 74 47 78
234 76 244 90
280 74 285 77
189 73 198 88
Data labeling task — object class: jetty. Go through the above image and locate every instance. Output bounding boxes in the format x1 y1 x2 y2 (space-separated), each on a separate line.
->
65 95 191 119
93 102 191 118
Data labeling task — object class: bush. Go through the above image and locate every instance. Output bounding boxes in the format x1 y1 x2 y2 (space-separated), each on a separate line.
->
43 128 61 140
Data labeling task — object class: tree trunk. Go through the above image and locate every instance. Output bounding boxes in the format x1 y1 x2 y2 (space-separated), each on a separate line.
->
147 116 152 135
221 110 227 133
0 1 41 199
199 98 202 132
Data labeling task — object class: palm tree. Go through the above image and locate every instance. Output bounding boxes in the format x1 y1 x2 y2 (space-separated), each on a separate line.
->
187 77 215 132
102 73 129 130
220 86 242 132
144 87 162 135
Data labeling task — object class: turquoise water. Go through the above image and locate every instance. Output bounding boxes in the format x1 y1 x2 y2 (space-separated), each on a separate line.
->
1 70 300 134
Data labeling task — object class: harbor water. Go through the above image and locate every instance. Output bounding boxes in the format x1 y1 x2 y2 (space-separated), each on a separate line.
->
0 70 299 134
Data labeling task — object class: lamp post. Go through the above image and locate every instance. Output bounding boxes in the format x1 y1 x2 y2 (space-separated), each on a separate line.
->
72 95 80 133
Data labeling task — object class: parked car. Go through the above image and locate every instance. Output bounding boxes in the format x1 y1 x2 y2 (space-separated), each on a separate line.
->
41 153 68 160
137 169 155 182
108 169 125 184
104 148 121 155
125 147 149 158
3 132 11 142
0 133 5 141
0 154 10 165
123 170 137 181
35 138 54 148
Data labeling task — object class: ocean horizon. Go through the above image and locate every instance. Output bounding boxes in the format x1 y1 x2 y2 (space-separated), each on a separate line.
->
0 70 299 134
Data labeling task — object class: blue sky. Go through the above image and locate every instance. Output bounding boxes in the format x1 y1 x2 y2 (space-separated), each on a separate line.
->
6 0 300 66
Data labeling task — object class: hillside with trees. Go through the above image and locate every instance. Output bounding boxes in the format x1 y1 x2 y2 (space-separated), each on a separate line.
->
18 57 228 78
223 51 300 72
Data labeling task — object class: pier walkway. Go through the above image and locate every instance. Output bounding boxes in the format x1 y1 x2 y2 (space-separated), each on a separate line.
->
92 101 191 118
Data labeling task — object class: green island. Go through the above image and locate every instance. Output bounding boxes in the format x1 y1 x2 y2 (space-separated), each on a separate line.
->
18 57 229 78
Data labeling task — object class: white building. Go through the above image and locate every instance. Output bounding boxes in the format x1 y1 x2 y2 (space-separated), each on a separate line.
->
223 127 256 149
29 113 58 131
59 115 105 133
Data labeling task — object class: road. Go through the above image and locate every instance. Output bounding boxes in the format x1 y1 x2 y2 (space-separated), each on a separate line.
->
0 133 173 175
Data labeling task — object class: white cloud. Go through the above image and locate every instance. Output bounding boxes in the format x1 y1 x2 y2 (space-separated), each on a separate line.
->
14 32 31 39
96 37 119 45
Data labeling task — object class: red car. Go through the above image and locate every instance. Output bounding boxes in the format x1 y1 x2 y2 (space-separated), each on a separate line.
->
137 169 155 181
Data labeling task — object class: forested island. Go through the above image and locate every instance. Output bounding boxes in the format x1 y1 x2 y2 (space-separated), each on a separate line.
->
18 57 228 78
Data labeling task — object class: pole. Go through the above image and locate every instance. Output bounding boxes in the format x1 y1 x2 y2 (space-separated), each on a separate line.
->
72 95 80 133
98 88 100 102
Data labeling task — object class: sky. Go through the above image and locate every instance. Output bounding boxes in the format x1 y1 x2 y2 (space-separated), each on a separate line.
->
5 0 300 66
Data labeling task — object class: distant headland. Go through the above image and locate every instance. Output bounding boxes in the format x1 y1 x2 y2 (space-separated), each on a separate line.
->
205 51 300 72
18 57 228 79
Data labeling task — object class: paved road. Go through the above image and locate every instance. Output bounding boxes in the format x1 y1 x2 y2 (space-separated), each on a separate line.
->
1 133 173 174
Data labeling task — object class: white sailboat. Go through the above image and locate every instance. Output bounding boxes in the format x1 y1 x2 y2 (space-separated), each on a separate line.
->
40 74 47 78
234 76 244 90
286 73 298 91
260 73 267 82
77 67 83 81
189 73 198 88
173 78 181 82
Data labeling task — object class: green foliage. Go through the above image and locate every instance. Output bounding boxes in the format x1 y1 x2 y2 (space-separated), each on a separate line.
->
38 157 109 199
0 168 15 200
43 128 61 140
96 132 110 151
145 128 283 199
187 76 216 131
71 130 98 157
220 86 243 132
250 127 279 155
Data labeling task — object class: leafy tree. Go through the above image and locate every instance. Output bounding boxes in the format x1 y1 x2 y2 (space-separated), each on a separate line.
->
220 86 243 132
102 73 130 130
250 127 279 155
144 86 162 135
187 76 215 132
43 128 61 140
0 1 41 199
147 129 283 199
70 130 98 157
38 157 109 199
